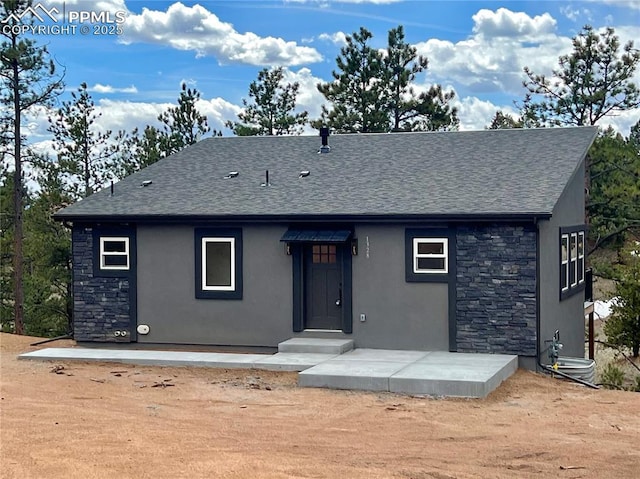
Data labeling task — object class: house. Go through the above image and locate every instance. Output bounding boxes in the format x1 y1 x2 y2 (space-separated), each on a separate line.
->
55 127 597 369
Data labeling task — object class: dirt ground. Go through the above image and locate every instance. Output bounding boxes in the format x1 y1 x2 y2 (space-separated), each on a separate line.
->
1 333 639 479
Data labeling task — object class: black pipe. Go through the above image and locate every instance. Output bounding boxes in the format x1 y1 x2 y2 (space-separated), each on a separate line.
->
30 334 72 346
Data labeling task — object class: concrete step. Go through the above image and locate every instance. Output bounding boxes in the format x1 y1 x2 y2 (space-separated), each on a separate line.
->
278 338 354 355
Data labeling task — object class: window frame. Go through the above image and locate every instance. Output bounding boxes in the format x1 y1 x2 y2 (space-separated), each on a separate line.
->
99 237 130 271
560 234 569 292
413 237 448 274
559 225 586 301
201 237 236 292
405 228 453 283
195 228 242 300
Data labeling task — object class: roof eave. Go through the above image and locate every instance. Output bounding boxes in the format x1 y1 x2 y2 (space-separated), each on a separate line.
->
53 212 552 225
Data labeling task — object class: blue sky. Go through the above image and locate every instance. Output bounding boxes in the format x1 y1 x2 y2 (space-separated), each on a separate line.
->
17 0 640 149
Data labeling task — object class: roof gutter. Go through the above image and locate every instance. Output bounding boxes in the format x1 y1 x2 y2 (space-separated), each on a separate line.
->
53 212 552 225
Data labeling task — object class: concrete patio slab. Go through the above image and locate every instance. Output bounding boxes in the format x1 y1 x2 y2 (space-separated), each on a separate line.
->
389 353 518 397
298 359 410 391
19 346 518 398
336 349 431 362
19 347 266 369
253 352 338 371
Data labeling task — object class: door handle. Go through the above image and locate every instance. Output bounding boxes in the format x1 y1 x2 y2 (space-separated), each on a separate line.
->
336 285 342 307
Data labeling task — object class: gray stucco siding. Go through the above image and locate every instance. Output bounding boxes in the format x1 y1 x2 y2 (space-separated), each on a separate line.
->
136 224 293 347
538 161 586 359
348 225 450 351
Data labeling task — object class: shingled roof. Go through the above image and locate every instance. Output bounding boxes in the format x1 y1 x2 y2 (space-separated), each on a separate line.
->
55 127 597 221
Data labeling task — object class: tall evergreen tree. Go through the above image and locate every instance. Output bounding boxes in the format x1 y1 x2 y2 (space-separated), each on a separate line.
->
158 82 215 156
485 111 523 129
522 25 640 126
110 85 217 179
227 67 308 136
315 27 388 133
385 26 458 132
0 0 63 334
48 82 120 200
587 126 640 252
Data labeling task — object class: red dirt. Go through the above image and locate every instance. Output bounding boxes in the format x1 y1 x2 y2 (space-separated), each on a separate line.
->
1 333 640 478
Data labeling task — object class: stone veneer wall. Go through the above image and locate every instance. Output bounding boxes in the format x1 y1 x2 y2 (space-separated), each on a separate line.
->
72 227 131 342
456 224 537 356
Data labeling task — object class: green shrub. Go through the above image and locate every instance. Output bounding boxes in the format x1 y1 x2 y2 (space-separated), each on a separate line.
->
600 363 625 389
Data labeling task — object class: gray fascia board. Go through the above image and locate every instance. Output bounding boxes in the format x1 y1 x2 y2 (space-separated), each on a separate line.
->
52 212 552 224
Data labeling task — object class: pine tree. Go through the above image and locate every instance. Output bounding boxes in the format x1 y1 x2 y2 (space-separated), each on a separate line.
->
48 82 121 200
0 0 63 334
227 67 308 136
604 248 640 357
385 26 458 132
315 27 388 133
587 126 640 252
522 26 640 126
486 111 523 129
158 82 215 156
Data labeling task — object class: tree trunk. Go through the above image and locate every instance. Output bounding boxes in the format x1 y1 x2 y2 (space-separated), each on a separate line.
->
12 52 24 335
633 342 639 359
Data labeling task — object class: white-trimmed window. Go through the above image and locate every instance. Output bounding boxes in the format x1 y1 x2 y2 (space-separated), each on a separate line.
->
195 228 242 300
413 238 448 274
577 232 585 284
560 226 586 300
561 234 569 291
202 237 235 291
570 232 578 287
99 237 129 270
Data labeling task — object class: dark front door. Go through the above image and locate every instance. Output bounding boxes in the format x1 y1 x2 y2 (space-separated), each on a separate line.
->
305 244 343 330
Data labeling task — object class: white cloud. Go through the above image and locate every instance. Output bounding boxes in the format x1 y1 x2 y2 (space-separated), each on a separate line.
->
282 67 327 121
472 8 557 39
453 96 519 131
119 2 322 66
87 83 138 94
415 8 571 96
318 32 347 46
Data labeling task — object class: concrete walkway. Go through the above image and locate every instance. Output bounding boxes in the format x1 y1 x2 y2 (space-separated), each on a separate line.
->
19 340 517 398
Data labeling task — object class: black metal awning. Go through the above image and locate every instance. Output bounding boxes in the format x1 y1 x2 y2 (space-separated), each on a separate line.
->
280 230 352 243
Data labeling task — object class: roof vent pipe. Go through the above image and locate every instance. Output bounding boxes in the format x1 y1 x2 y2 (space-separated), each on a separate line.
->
319 126 330 153
261 169 270 187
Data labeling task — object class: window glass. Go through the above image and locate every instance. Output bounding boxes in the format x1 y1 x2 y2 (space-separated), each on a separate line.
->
578 232 585 283
205 240 232 288
103 240 126 253
312 244 336 264
417 242 444 255
570 233 578 286
417 257 445 271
